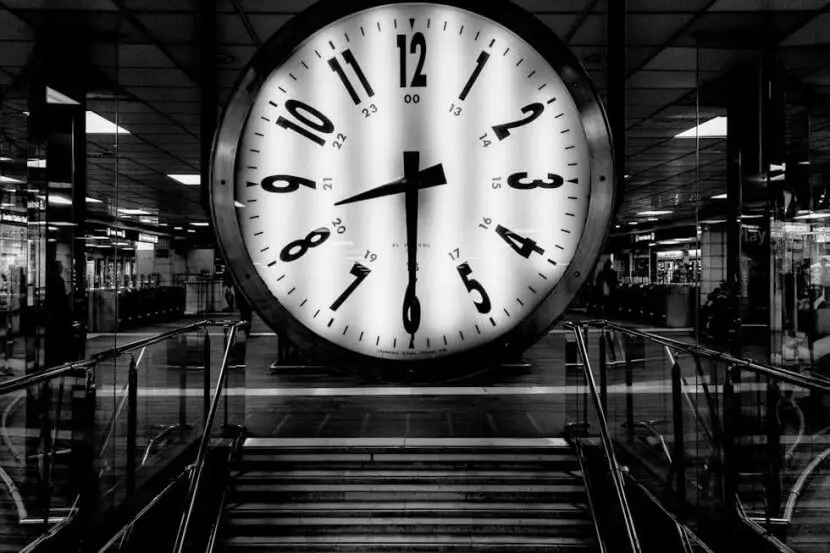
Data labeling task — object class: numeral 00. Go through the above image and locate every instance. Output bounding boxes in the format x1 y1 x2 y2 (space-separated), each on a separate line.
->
404 94 420 104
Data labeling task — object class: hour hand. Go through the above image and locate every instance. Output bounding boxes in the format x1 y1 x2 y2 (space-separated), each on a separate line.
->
333 163 447 207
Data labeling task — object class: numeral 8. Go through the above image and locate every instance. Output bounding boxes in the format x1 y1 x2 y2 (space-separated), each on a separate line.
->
280 227 331 262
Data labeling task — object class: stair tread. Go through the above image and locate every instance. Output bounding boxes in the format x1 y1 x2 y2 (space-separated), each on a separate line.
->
242 454 577 462
227 516 591 526
227 502 588 512
234 484 585 492
224 534 591 545
234 470 581 478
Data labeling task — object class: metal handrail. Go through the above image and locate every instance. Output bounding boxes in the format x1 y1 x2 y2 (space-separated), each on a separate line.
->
571 437 608 553
564 322 642 553
172 321 246 553
580 320 830 395
0 320 212 396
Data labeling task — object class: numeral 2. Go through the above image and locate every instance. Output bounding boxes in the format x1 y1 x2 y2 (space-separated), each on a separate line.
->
276 100 334 146
397 33 427 88
328 49 375 105
457 262 491 314
330 262 371 311
492 103 544 141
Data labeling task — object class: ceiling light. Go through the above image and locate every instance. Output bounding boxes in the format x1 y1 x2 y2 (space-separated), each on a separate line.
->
50 221 76 227
174 226 183 230
628 222 638 226
187 229 196 233
740 214 763 219
168 174 200 186
638 210 672 216
27 159 46 169
700 219 726 224
0 157 12 162
624 174 631 179
0 175 24 184
86 111 130 134
794 212 830 220
118 208 150 216
615 224 621 229
85 197 103 204
675 116 727 139
48 196 72 205
645 217 658 222
46 87 80 105
191 222 209 227
712 193 727 199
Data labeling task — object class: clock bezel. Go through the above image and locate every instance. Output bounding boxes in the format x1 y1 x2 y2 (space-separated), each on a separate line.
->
210 0 615 382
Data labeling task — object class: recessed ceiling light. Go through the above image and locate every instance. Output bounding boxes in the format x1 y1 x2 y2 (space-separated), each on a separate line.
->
118 208 151 216
712 193 727 199
86 111 130 134
638 210 672 216
740 214 763 219
191 222 209 227
0 175 24 184
50 221 76 227
48 196 73 205
85 197 103 204
628 222 638 226
187 229 196 233
168 174 200 186
46 87 80 105
0 157 12 162
174 226 183 230
27 159 46 169
700 219 726 224
794 212 830 220
675 116 727 139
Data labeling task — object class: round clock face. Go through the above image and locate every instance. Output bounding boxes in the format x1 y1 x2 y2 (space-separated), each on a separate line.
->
212 0 613 374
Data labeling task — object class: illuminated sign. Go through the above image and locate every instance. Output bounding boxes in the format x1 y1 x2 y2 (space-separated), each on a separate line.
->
106 228 126 238
633 232 655 243
138 233 158 244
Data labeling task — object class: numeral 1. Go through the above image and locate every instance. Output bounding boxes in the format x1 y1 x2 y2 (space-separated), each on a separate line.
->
276 99 335 146
328 49 375 105
330 262 371 311
457 262 491 314
459 51 490 101
495 225 545 258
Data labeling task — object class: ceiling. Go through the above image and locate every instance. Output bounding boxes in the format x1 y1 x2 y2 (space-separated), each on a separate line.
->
1 0 830 241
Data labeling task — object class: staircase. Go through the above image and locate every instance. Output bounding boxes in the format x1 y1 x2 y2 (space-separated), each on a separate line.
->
217 438 598 552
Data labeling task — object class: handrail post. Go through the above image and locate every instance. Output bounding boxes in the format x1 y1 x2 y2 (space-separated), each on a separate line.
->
179 334 187 429
765 378 782 519
625 335 634 440
127 354 138 496
203 327 211 426
668 349 687 516
723 364 739 516
599 330 608 414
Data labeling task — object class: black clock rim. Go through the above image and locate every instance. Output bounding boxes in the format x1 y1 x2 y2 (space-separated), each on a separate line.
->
210 0 615 382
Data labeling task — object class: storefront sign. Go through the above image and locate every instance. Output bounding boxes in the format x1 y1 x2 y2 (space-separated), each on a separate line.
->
0 210 27 226
633 232 655 243
106 228 126 239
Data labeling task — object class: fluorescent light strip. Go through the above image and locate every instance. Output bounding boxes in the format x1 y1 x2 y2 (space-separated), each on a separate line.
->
86 111 130 134
675 116 727 139
168 174 200 186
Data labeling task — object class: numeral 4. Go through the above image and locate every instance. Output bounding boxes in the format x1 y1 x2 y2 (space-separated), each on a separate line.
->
495 225 545 258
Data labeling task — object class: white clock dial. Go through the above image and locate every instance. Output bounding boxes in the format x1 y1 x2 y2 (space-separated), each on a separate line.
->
213 0 614 372
235 4 591 361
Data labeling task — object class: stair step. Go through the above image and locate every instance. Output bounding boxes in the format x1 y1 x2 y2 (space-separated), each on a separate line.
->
223 533 593 551
232 470 581 484
226 501 588 517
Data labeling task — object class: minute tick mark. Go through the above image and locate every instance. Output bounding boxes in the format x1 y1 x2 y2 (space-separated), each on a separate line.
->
475 31 480 40
547 97 556 104
289 73 297 81
301 61 309 69
527 70 536 79
315 50 321 58
555 113 564 118
268 101 278 107
548 259 557 266
489 317 497 326
538 83 547 90
489 38 495 47
278 87 287 93
277 274 286 282
503 47 510 56
539 273 548 280
328 41 335 50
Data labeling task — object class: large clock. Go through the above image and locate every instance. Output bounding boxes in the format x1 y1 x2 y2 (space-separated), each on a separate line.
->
211 0 614 381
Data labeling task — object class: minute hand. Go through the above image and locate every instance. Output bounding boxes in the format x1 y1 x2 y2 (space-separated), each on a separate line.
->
333 163 446 207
